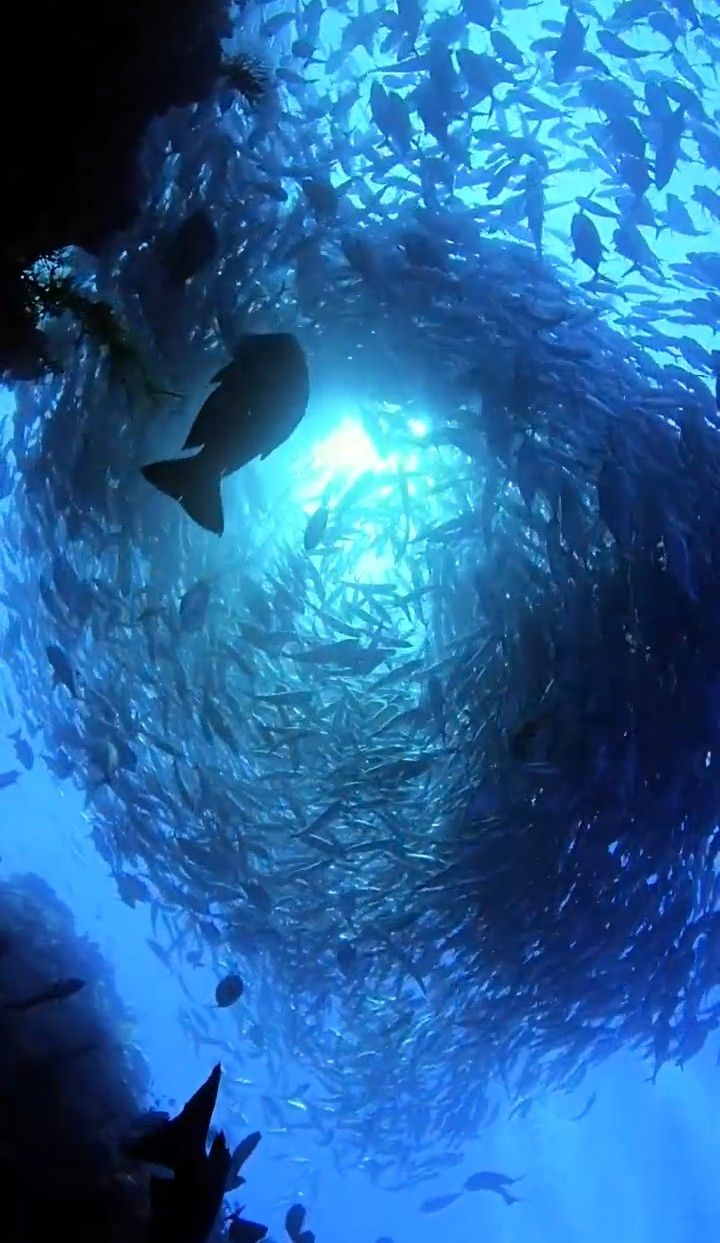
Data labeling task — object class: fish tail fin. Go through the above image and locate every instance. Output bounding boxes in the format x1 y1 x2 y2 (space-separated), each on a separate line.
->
126 1063 222 1171
141 454 224 535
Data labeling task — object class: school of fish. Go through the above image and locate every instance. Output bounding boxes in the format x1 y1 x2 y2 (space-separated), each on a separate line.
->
2 0 720 1206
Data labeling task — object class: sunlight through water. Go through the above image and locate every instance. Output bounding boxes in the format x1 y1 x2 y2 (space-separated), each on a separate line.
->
291 411 443 585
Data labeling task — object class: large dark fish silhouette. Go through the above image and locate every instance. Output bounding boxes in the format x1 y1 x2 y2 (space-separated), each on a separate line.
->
142 333 309 535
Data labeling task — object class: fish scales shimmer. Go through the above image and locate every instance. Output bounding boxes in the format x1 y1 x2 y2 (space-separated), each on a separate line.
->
1 0 720 1192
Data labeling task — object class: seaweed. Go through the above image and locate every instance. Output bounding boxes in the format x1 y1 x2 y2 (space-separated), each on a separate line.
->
23 262 180 402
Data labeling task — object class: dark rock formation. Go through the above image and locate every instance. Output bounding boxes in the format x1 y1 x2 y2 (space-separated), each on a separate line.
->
1 0 231 375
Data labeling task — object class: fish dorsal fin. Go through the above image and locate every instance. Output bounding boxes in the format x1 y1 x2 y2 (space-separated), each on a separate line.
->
211 335 261 385
126 1063 222 1171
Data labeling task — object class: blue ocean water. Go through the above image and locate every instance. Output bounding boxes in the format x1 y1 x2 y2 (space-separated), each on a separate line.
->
1 730 720 1238
2 641 720 1239
2 0 720 1239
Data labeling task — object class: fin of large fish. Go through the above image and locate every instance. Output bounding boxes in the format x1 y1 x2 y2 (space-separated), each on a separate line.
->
125 1063 222 1170
142 454 224 535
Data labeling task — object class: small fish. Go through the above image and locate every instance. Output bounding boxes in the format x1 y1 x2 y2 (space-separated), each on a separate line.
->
575 195 617 220
465 1170 523 1204
571 212 603 274
226 1130 262 1189
88 739 120 785
253 689 313 708
116 873 151 908
419 1192 462 1213
3 976 86 1012
9 731 34 770
291 37 316 59
179 580 213 632
304 504 329 551
597 29 651 59
215 973 245 1007
46 644 79 697
570 1091 597 1121
285 1204 307 1240
303 178 339 220
490 29 524 65
465 1169 520 1190
553 6 586 84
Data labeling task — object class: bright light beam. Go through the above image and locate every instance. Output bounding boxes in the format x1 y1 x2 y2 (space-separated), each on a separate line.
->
309 415 385 481
295 412 426 511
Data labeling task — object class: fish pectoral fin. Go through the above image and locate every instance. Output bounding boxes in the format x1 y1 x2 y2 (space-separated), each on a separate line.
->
142 455 225 535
